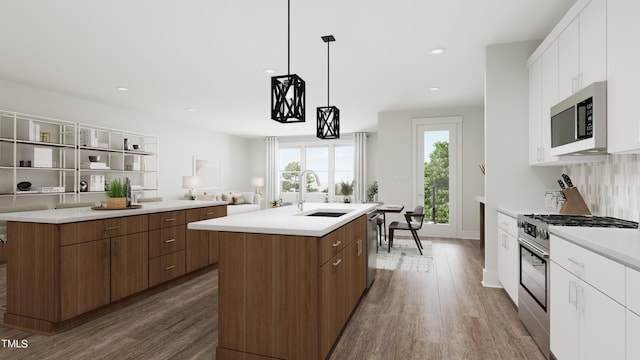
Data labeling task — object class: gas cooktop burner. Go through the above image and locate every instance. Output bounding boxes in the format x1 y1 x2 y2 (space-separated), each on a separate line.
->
523 214 638 229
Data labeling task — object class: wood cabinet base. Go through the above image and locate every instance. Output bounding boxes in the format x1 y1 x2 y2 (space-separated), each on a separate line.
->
3 263 217 335
217 347 278 360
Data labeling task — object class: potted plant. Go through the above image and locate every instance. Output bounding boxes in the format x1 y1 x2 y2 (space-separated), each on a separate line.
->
271 198 283 208
104 177 127 209
366 180 378 202
339 180 354 203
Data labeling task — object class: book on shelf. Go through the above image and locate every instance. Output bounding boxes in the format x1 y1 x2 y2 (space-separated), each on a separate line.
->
16 190 39 194
81 162 110 169
37 186 65 193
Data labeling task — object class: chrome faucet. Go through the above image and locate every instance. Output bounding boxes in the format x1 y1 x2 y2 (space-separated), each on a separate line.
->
297 169 320 211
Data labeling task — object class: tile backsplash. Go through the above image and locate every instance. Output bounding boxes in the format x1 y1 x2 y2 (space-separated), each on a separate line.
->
563 154 640 222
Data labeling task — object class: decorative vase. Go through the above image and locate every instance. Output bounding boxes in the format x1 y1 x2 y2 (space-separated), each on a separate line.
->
106 197 127 209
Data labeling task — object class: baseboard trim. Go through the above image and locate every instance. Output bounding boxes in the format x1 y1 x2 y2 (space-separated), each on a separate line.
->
481 268 502 288
458 230 480 240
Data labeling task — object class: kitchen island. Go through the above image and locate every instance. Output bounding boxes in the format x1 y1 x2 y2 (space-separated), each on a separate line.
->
0 200 227 334
188 202 377 360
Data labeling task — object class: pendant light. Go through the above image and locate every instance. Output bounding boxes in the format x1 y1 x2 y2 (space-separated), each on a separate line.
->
317 35 339 139
271 0 306 123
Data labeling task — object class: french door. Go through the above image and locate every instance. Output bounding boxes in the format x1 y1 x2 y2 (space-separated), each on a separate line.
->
413 117 461 238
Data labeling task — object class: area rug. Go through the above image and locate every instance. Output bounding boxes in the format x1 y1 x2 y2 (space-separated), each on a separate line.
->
376 239 434 273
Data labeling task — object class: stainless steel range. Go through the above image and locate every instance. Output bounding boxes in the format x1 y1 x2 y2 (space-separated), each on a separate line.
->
516 214 638 359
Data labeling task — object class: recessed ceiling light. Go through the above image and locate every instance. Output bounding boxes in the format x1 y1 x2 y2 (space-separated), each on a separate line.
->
264 68 275 74
430 48 445 55
116 87 128 91
186 108 196 112
429 87 440 91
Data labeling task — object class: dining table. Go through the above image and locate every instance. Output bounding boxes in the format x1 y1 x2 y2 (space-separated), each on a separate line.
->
376 204 405 245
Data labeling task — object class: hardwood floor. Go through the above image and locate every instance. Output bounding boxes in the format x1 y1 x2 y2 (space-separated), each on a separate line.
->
0 238 543 360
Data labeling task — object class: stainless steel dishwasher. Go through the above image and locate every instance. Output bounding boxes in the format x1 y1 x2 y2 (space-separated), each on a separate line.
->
366 210 379 288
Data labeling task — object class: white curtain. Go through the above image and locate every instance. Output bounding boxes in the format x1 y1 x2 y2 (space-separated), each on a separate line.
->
353 132 367 203
265 136 280 205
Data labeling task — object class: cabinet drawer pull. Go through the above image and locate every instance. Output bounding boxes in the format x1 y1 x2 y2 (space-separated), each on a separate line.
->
206 212 215 216
332 240 342 247
568 257 584 268
332 259 342 266
164 265 176 271
164 238 176 244
105 226 120 231
164 218 176 222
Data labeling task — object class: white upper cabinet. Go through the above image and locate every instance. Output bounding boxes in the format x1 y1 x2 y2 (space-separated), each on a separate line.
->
541 41 560 163
527 0 607 164
530 40 562 165
558 0 606 101
607 0 640 153
579 0 607 88
529 57 544 165
558 17 580 100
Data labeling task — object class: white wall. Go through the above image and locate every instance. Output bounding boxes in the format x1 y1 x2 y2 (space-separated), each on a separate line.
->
484 41 560 286
0 79 251 204
377 105 485 238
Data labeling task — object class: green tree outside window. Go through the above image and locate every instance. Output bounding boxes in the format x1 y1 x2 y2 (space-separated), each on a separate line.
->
423 141 449 224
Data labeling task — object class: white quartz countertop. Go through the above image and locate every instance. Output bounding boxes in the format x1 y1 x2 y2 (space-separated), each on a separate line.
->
497 206 557 218
188 202 378 237
0 200 227 224
550 226 640 271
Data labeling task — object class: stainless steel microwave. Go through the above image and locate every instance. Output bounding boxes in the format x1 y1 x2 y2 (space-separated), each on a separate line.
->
550 81 607 156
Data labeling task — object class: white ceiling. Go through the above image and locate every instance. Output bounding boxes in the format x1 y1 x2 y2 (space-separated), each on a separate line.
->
0 0 575 139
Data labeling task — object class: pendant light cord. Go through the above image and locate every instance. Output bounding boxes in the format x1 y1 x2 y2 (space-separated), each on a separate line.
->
327 41 330 107
287 0 290 75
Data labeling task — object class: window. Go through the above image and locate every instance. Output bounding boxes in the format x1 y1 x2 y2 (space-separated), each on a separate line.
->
279 147 301 192
334 145 354 196
278 141 353 203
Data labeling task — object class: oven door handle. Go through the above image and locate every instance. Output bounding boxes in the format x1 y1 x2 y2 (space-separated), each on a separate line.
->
518 237 550 259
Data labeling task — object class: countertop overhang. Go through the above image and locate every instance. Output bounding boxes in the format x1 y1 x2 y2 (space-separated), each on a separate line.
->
188 202 378 237
0 200 227 224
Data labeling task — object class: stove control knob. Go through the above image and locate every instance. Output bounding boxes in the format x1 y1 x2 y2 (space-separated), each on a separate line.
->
540 229 549 240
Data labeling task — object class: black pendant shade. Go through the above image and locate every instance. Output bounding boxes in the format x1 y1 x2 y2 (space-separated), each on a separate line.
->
317 106 339 139
271 74 305 123
271 0 306 123
317 35 339 139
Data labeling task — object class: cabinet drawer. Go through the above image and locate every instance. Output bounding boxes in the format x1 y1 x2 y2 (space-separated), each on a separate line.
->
627 267 640 315
186 206 226 222
148 225 186 258
149 250 186 287
319 228 347 266
62 215 148 245
551 235 625 304
148 210 186 230
497 212 517 236
353 215 367 238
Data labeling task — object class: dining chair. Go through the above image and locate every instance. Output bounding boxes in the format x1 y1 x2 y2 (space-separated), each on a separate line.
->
388 205 425 255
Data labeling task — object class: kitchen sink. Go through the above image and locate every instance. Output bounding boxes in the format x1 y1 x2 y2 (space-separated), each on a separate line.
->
305 211 348 217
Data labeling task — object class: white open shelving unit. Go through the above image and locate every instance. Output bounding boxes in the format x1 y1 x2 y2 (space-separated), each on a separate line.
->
0 110 158 207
